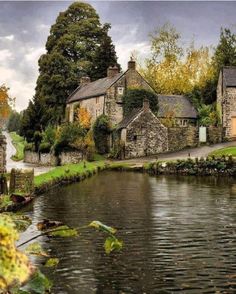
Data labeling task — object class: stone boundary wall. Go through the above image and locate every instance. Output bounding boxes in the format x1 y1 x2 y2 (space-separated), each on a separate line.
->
9 168 34 194
0 134 6 173
24 150 83 166
207 126 223 144
168 126 199 152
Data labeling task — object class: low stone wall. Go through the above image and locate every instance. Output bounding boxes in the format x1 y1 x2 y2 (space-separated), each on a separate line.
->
24 150 83 166
9 168 34 194
207 126 223 144
168 126 198 152
0 135 6 173
60 151 83 165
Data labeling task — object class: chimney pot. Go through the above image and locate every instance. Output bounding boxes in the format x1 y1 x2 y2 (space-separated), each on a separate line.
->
143 98 150 111
80 76 90 87
107 65 119 78
128 57 136 70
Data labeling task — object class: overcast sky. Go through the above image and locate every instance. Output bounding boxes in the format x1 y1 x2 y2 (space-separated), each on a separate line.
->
0 1 236 111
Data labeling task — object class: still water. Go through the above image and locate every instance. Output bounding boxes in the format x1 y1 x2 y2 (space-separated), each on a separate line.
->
21 171 236 294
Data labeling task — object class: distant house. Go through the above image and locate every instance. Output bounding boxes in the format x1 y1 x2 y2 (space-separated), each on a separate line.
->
66 58 153 126
217 66 236 139
116 99 168 158
157 95 198 127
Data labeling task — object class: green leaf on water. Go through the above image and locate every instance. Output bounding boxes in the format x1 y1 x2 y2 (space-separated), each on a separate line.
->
25 270 52 294
104 236 123 254
44 257 59 268
89 221 117 234
24 242 49 257
3 212 32 232
49 225 78 237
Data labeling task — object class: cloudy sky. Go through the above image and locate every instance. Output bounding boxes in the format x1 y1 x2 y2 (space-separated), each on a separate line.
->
0 1 236 111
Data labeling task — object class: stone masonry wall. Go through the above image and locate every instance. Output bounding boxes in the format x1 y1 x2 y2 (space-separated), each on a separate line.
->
222 87 236 138
207 126 223 144
24 150 83 166
0 134 6 173
9 169 34 194
168 126 198 152
124 109 168 158
105 69 154 126
60 151 83 165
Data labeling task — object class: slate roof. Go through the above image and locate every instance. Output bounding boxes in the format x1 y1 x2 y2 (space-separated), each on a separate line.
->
157 95 197 119
117 108 142 130
222 66 236 87
67 72 123 103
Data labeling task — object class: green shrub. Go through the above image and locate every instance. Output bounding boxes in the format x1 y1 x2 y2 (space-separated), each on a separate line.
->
93 115 111 154
24 143 35 152
122 88 158 116
39 142 51 153
54 122 86 155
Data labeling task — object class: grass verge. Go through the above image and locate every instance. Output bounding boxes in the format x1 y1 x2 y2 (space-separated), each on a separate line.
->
34 161 106 189
208 146 236 157
9 132 26 161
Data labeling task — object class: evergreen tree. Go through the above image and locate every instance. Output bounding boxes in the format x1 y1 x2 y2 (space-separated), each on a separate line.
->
22 2 119 140
214 28 236 73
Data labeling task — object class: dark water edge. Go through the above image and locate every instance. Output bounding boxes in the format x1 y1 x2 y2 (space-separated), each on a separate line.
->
20 171 236 294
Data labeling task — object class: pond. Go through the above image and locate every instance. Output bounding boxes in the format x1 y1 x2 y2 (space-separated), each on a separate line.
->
20 171 236 293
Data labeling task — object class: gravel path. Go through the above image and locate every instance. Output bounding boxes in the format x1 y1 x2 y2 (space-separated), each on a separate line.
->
3 131 52 175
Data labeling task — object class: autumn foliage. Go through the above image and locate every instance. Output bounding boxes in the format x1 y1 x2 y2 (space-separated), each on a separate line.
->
75 106 91 129
0 84 11 127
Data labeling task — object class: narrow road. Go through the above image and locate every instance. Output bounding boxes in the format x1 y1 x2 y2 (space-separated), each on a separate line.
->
113 141 236 166
3 131 52 175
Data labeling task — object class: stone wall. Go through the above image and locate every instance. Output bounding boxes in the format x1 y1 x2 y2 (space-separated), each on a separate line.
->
9 169 34 194
105 68 154 126
168 126 198 152
0 134 6 173
207 126 223 144
60 151 83 165
124 109 168 158
24 150 83 166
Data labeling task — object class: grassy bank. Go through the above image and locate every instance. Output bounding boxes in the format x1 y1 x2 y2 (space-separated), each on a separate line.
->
34 161 106 194
209 146 236 157
10 132 26 161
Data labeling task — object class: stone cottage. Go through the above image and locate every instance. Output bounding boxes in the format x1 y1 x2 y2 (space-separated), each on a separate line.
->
157 95 197 127
116 99 168 158
217 66 236 139
66 58 153 126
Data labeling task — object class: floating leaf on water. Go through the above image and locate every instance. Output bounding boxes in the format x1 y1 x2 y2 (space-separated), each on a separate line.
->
49 225 78 237
89 221 117 234
25 242 49 257
44 258 59 268
104 236 123 254
24 270 52 294
2 212 32 232
37 219 63 231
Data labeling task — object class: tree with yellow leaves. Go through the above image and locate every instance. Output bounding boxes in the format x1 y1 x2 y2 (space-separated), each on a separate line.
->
74 106 91 129
141 23 215 97
0 84 12 127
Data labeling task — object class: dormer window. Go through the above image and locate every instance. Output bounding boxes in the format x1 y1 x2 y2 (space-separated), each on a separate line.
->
117 87 124 95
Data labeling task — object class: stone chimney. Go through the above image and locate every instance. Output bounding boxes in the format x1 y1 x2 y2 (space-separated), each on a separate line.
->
107 65 119 78
128 56 136 70
143 98 150 111
80 76 90 87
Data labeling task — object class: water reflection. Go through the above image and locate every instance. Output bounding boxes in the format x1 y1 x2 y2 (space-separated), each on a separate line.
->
21 172 236 293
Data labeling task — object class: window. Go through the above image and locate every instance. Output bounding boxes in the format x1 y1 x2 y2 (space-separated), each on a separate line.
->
117 87 124 95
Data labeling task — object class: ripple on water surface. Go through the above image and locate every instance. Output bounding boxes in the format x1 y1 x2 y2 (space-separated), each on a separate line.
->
20 172 236 293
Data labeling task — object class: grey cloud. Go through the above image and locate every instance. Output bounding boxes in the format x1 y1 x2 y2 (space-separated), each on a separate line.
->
0 1 236 110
